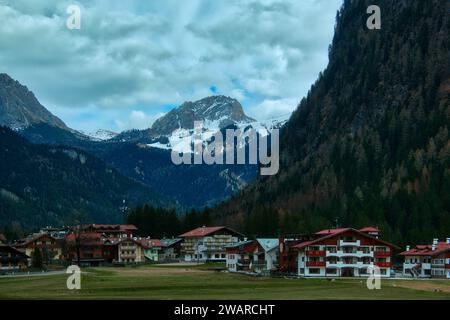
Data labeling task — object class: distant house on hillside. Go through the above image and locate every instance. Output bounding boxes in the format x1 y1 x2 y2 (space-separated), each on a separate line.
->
399 238 450 279
179 226 244 262
0 245 29 271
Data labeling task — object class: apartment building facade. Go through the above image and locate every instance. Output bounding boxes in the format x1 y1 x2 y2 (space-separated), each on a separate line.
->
292 227 398 278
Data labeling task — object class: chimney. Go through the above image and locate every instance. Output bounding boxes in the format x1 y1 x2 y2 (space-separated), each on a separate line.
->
406 245 410 251
432 238 438 251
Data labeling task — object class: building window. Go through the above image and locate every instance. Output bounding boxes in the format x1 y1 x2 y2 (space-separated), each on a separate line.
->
309 268 320 274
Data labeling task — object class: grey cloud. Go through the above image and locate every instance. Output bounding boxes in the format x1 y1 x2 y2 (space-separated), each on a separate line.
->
0 0 342 131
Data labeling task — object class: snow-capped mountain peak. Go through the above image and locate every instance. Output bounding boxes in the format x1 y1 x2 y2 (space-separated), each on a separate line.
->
150 95 255 136
81 129 118 141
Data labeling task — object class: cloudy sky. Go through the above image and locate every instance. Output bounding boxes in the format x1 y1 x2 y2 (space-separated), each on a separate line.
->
0 0 342 132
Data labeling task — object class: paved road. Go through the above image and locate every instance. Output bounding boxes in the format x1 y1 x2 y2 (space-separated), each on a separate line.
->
0 270 67 278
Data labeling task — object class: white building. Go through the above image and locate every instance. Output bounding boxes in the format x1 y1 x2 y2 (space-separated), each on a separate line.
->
400 238 450 278
179 226 243 262
291 227 398 278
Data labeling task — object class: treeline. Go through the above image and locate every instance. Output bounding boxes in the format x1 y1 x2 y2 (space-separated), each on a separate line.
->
125 204 213 238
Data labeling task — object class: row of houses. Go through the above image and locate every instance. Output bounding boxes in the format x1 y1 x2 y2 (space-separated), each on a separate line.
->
1 225 450 279
0 224 183 270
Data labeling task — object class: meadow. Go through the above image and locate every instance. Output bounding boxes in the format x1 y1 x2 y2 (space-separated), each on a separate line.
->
0 264 449 300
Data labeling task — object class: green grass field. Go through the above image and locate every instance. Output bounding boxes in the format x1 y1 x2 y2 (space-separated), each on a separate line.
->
0 264 449 300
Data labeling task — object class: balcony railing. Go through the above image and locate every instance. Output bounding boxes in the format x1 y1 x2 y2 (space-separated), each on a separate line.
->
326 250 373 258
374 251 390 258
306 261 326 267
306 250 326 257
339 240 361 247
375 262 392 268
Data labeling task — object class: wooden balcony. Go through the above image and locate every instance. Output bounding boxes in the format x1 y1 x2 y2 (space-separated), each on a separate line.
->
374 251 390 258
375 262 392 268
306 261 326 267
305 250 326 257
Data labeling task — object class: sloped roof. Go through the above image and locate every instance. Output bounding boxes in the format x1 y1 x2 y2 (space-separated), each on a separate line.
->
399 242 450 257
179 226 243 238
225 240 254 249
15 233 57 247
256 238 279 252
359 227 380 232
83 224 137 231
0 245 29 258
160 238 183 247
293 228 400 250
315 228 348 235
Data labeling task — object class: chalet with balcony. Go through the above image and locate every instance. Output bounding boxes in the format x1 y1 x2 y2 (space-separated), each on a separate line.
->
225 238 279 274
179 226 244 262
14 233 63 265
292 227 399 278
117 238 145 264
225 240 257 272
0 245 29 271
399 238 450 278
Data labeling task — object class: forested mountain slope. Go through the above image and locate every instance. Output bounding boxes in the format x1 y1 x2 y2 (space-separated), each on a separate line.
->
213 0 450 246
0 127 165 229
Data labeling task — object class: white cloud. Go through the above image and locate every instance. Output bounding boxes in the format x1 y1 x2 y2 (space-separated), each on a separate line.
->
0 0 343 131
247 98 299 120
115 110 165 131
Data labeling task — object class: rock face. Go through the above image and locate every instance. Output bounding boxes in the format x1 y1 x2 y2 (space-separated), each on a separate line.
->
151 95 255 136
0 74 68 130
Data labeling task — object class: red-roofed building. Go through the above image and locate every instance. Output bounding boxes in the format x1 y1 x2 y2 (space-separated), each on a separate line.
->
290 227 399 278
14 233 63 265
66 232 119 266
179 226 244 262
81 224 137 238
65 224 137 266
399 238 450 278
225 240 257 272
